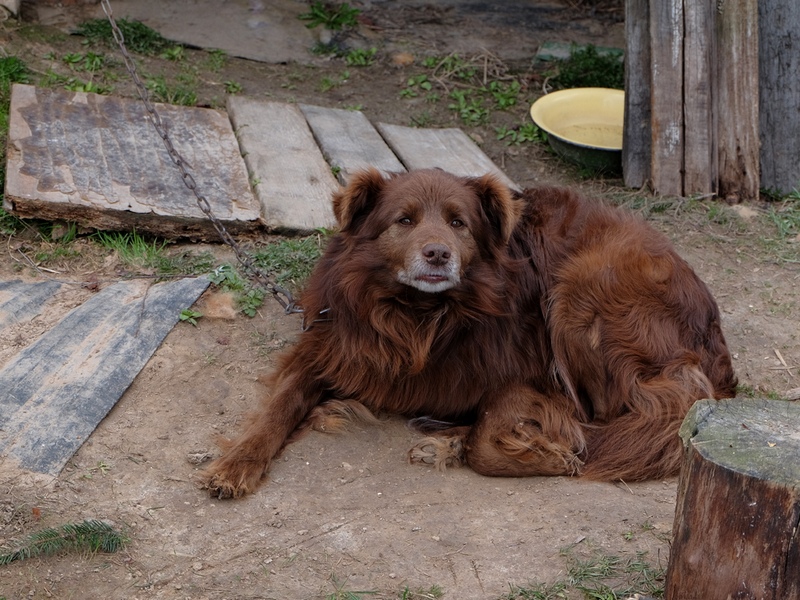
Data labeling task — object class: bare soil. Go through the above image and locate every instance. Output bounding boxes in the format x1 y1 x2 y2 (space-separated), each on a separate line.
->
1 2 799 599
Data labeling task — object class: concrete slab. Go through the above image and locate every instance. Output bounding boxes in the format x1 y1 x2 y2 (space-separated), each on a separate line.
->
37 0 317 65
4 84 261 240
228 96 338 233
0 276 210 475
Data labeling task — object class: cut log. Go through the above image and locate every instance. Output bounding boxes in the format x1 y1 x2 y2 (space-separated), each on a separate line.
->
666 398 800 600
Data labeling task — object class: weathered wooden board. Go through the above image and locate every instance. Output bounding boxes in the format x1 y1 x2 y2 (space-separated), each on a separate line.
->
683 0 715 195
0 276 209 475
649 0 684 196
622 0 651 189
227 97 338 233
299 104 406 184
4 84 261 239
0 279 62 334
667 398 800 599
759 1 800 194
375 123 519 190
715 0 759 202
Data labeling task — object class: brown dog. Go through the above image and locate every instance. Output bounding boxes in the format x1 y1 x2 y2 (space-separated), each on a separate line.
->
202 168 737 498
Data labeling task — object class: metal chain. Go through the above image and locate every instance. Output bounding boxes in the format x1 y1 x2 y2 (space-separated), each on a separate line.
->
99 0 299 313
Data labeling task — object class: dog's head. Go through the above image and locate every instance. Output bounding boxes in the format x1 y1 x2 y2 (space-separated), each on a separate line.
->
332 168 520 293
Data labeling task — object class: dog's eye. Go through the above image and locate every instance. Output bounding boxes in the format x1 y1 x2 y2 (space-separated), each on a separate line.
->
450 219 465 228
398 217 413 226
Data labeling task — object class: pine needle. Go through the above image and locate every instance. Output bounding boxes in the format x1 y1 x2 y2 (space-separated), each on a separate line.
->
0 519 129 565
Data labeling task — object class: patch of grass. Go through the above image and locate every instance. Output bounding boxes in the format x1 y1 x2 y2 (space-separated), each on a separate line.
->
398 585 444 599
206 49 227 72
224 80 243 94
208 264 265 317
160 45 186 62
299 2 361 30
326 574 377 600
548 44 625 90
0 519 129 565
92 230 214 276
0 207 25 236
320 70 350 93
77 18 170 55
504 545 665 600
179 308 203 326
145 74 197 106
251 233 326 289
400 74 432 98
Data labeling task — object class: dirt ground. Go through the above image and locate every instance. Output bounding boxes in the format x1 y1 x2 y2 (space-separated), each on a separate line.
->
1 2 799 599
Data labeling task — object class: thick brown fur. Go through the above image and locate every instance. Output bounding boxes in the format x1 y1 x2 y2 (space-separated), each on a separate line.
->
202 168 737 498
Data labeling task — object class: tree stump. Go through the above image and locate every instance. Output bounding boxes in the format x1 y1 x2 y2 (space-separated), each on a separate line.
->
666 399 800 600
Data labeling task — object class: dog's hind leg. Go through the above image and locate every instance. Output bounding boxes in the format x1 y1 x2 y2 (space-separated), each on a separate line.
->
464 385 586 477
408 425 472 470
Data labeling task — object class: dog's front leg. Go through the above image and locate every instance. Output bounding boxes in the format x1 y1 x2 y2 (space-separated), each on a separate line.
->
201 369 323 499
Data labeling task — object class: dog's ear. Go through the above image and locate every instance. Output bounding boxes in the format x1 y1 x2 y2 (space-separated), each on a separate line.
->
466 174 521 244
332 168 387 233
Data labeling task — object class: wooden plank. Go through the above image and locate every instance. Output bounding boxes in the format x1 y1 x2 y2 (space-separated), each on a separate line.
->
759 1 800 194
622 0 651 189
667 398 800 598
682 0 716 195
649 0 684 196
0 276 209 475
4 84 260 240
715 0 760 202
227 97 338 233
0 279 62 334
375 123 519 190
299 104 406 184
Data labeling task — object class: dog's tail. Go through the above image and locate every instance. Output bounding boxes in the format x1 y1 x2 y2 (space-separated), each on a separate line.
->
581 363 720 482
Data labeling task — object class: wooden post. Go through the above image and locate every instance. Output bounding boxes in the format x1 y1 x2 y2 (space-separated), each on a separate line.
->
666 399 800 599
648 0 684 197
623 0 759 199
759 0 800 194
715 0 760 202
622 0 651 189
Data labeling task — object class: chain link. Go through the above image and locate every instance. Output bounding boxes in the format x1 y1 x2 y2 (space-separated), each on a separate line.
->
99 0 299 313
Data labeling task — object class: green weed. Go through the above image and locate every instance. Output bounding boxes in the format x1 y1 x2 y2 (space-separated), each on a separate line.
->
487 80 521 110
548 44 624 90
504 545 665 600
145 74 197 106
345 47 378 67
400 74 432 98
398 585 444 599
206 49 227 72
326 574 377 600
179 308 203 326
77 18 170 55
0 519 129 565
496 123 547 145
160 45 186 62
252 234 326 289
224 80 243 94
448 89 489 125
299 2 360 30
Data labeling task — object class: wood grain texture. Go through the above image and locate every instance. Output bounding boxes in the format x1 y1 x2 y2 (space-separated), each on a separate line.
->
667 398 800 599
715 0 760 202
299 104 405 183
622 0 651 189
375 123 519 190
4 84 260 239
649 0 684 196
227 97 338 233
0 279 62 333
759 0 800 194
0 277 210 475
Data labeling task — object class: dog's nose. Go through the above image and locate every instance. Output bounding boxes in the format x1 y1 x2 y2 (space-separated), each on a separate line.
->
422 243 451 266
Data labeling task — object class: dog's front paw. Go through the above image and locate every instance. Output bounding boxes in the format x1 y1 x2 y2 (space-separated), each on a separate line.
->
200 455 267 499
408 435 465 470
